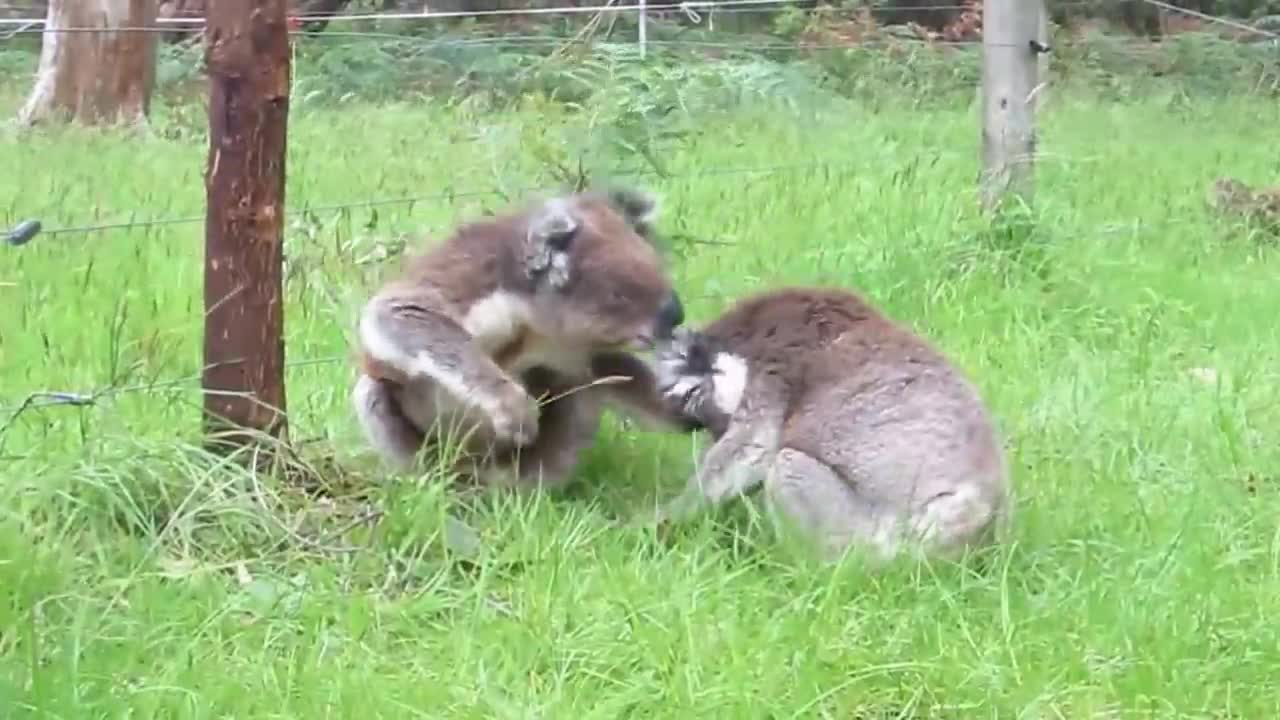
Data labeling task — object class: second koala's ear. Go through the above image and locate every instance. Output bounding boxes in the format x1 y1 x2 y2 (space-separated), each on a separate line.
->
605 186 660 234
681 329 716 375
660 327 713 374
524 198 579 288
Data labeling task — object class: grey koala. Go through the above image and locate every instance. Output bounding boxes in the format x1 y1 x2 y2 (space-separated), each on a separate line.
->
649 286 1011 565
351 187 696 491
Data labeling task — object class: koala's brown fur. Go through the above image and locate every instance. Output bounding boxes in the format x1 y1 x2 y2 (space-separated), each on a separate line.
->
352 187 695 491
650 287 1011 566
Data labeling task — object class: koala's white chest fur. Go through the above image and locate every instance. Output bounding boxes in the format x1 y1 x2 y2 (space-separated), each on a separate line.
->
461 291 530 352
709 352 749 415
462 290 592 378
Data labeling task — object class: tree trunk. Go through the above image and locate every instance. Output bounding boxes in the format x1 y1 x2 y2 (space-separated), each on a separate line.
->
18 0 157 127
202 0 292 453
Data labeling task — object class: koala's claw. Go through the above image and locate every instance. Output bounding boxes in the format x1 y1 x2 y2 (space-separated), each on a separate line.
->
490 386 541 447
659 376 701 410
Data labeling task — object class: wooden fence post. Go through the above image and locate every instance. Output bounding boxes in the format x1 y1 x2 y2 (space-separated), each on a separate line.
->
202 0 292 453
980 0 1044 211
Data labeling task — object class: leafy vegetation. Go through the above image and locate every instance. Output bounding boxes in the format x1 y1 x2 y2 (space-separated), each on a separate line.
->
3 17 1280 717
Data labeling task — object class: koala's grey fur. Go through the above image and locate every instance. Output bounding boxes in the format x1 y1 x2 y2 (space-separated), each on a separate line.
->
352 187 695 491
651 286 1011 565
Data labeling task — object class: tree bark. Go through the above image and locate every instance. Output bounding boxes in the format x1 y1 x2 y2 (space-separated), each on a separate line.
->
202 0 292 453
18 0 158 127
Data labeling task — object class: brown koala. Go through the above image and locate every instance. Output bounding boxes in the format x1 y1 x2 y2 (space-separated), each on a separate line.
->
648 287 1011 565
1209 177 1280 228
352 187 695 490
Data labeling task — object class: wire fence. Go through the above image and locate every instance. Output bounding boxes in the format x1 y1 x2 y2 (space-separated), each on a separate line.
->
0 0 1275 40
9 157 919 241
0 1 1061 26
1 0 1276 441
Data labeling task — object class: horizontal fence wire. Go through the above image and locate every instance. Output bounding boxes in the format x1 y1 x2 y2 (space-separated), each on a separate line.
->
0 29 1022 51
1 355 346 416
3 0 1273 40
0 0 1270 32
1139 0 1280 39
0 1 1060 27
0 5 1272 44
10 158 938 240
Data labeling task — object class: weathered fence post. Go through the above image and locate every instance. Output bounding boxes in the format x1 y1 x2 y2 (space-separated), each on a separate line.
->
980 0 1044 211
202 0 291 453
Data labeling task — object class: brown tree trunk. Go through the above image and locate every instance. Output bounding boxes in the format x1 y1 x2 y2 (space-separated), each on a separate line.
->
18 0 157 127
202 0 292 453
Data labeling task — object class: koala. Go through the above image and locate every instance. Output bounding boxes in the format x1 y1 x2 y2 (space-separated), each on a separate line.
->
1208 177 1280 229
352 187 694 491
649 287 1011 566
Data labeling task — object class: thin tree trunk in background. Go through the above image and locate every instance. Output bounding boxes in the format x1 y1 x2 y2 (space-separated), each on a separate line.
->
18 0 157 127
202 0 292 454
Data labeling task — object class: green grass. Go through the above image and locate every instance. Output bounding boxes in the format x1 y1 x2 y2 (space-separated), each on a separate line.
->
3 70 1280 717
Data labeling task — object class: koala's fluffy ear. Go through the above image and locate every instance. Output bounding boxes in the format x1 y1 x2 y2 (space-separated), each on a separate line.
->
660 327 714 375
524 198 579 288
679 329 716 375
604 186 660 235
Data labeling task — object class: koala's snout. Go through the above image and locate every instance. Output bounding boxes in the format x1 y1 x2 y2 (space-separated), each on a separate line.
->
654 291 685 340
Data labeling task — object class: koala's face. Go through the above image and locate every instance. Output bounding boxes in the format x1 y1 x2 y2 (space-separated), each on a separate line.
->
654 328 747 436
522 190 684 352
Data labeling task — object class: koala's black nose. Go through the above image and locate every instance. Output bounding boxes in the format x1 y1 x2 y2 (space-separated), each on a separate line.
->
655 292 685 339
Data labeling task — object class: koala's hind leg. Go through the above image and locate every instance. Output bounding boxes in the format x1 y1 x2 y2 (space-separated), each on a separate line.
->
905 483 1003 563
763 448 895 564
353 374 427 470
765 448 999 566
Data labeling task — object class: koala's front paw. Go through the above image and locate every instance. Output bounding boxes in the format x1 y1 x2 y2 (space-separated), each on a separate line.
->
490 384 541 447
659 375 702 414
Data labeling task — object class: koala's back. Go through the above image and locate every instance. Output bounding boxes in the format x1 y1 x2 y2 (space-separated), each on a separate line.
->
717 287 1007 511
386 211 533 314
785 355 1006 512
706 287 945 390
